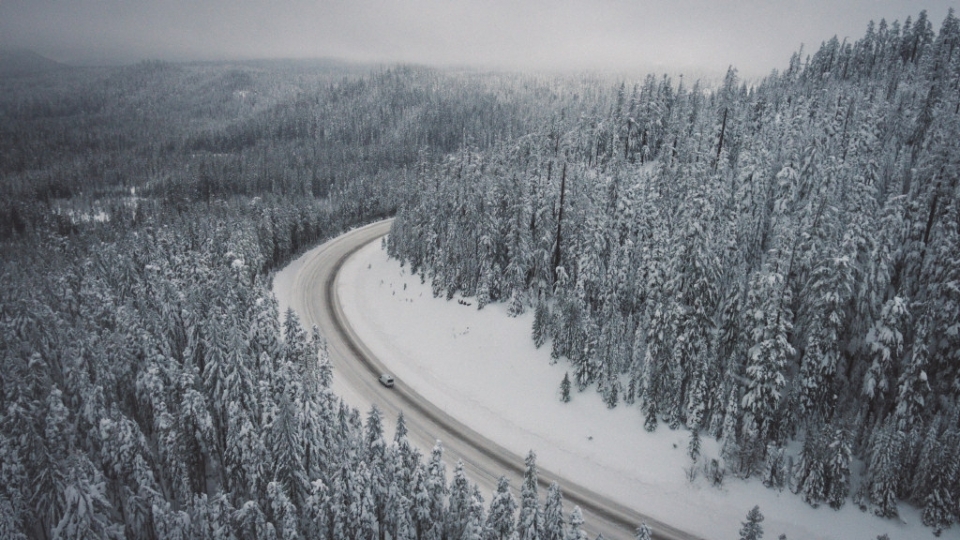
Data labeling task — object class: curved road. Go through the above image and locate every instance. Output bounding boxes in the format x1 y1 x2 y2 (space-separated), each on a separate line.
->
281 219 700 540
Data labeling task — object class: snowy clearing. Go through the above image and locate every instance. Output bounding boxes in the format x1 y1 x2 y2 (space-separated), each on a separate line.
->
330 237 940 540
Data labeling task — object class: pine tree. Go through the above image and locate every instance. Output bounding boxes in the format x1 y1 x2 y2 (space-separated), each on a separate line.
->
52 455 124 539
720 380 742 467
384 452 415 540
634 522 652 540
518 451 543 540
739 505 764 540
688 429 702 464
411 466 432 540
266 480 300 540
791 428 826 507
447 461 472 540
741 265 794 445
857 419 903 518
920 427 958 535
761 445 786 491
894 316 932 431
796 251 852 419
269 376 307 505
560 373 572 403
862 296 908 415
508 289 525 317
365 406 389 540
533 301 548 349
462 486 487 540
824 427 852 510
425 442 448 540
543 483 565 540
485 476 518 540
566 506 588 540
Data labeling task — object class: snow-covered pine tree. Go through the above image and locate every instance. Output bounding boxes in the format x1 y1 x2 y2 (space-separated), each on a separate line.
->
560 372 572 403
543 483 565 540
410 466 432 540
533 300 549 349
739 505 764 540
688 429 702 464
424 442 448 540
518 451 544 540
856 418 904 518
796 250 853 420
920 425 958 534
462 486 487 540
761 445 786 491
447 461 473 540
791 428 826 507
566 506 588 540
893 314 932 432
824 426 852 509
861 296 909 426
741 260 794 451
485 476 518 540
365 406 389 540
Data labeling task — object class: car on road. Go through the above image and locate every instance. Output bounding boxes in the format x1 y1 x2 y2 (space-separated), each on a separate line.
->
378 374 395 387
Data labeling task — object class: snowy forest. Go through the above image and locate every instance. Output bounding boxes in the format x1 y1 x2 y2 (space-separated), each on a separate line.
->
0 59 596 539
388 9 960 533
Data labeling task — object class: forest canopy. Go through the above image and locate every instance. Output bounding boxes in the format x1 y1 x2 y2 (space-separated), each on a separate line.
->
0 59 590 538
387 9 960 529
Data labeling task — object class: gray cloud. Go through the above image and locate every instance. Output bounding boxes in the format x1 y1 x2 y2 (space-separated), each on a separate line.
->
1 0 955 77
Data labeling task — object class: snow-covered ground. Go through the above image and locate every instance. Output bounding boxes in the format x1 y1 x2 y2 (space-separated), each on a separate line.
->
304 236 938 540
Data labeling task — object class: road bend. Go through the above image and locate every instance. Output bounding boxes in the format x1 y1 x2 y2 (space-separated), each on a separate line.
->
282 219 701 540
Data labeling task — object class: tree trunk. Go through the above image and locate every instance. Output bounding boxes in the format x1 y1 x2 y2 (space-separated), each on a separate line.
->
714 108 728 171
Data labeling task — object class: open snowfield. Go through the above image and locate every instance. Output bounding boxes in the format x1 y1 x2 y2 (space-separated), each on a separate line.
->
279 234 943 540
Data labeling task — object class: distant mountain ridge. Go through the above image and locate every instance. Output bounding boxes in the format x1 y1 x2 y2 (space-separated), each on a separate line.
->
0 49 65 76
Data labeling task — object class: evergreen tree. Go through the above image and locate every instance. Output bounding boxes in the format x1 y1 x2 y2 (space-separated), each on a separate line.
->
543 483 565 540
861 297 909 425
269 375 307 506
824 427 852 510
791 428 826 507
560 373 572 403
856 419 903 518
462 486 487 540
688 429 702 464
920 427 958 535
518 451 544 540
485 476 518 540
411 466 432 540
365 406 389 540
741 264 794 446
761 445 786 491
566 506 588 540
739 506 764 540
533 301 549 349
425 442 448 540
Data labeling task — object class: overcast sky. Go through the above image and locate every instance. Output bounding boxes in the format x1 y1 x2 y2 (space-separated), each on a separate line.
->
0 1 955 77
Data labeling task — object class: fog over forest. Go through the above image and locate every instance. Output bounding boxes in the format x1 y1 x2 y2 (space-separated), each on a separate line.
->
0 0 955 76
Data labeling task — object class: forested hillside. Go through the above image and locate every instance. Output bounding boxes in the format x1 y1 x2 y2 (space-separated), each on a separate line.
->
388 10 960 531
0 60 588 538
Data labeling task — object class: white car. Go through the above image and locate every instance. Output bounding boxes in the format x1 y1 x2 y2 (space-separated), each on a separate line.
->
378 374 395 387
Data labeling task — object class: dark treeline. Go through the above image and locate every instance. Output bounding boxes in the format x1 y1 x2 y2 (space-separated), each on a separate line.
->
0 60 597 538
389 10 960 532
